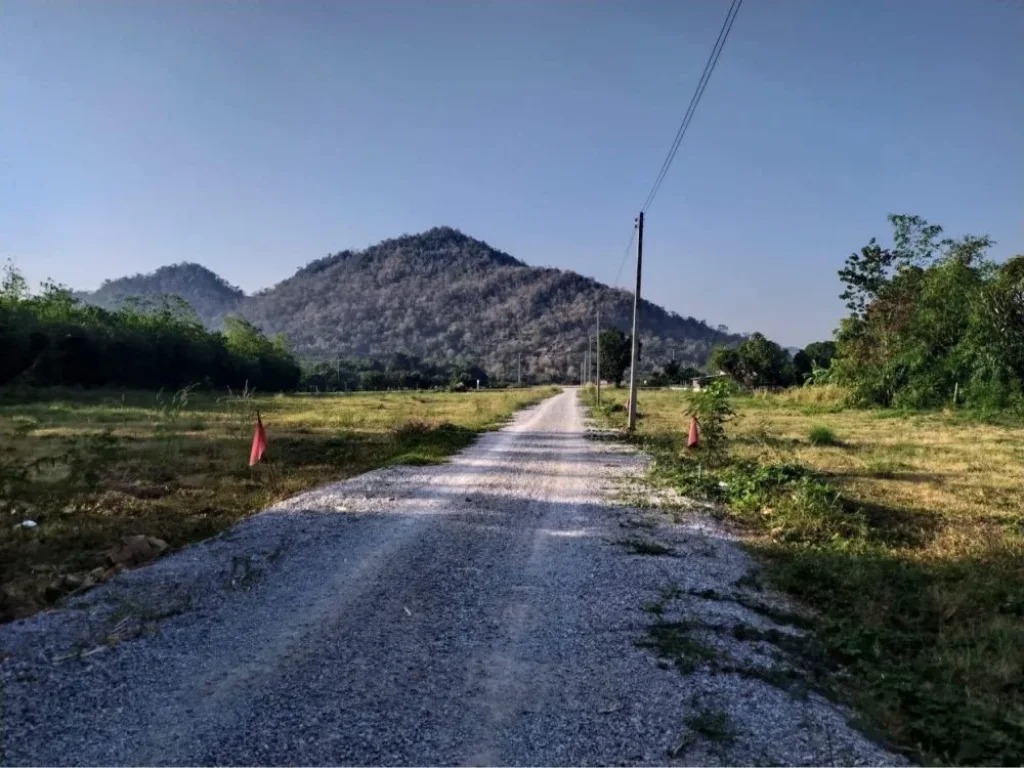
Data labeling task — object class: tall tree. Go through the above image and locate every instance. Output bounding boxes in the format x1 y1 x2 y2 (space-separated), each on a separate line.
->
598 329 632 386
794 341 837 380
711 334 794 387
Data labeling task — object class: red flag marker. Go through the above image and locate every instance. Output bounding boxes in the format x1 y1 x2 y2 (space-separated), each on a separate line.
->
250 410 267 466
687 416 700 449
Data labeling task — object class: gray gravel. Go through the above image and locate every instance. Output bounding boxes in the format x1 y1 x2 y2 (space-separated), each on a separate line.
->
0 389 901 766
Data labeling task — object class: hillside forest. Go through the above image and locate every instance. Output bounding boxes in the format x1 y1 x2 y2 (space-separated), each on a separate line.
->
77 228 742 382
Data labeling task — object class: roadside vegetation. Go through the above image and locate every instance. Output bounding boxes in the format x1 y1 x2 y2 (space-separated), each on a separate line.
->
706 215 1024 410
585 381 1024 765
0 386 557 621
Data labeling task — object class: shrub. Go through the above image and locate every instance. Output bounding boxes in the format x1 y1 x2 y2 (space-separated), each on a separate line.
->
808 425 839 445
684 379 734 466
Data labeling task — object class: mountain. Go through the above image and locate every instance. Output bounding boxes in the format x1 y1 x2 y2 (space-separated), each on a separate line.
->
78 263 244 328
77 227 742 380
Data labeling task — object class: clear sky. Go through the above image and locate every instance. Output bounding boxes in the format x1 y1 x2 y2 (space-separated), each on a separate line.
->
3 1 1022 346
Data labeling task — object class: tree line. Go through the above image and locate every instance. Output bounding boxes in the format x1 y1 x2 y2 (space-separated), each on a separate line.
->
707 334 835 389
300 353 490 392
1 263 301 392
698 214 1024 410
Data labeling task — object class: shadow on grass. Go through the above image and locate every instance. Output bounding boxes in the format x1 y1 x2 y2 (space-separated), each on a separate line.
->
732 434 807 450
753 541 1024 766
837 496 945 549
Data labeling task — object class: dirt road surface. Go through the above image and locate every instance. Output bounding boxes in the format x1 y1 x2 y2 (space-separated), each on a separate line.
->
1 389 898 766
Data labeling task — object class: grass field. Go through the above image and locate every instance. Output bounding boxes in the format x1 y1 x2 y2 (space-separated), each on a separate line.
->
586 384 1024 765
0 386 558 621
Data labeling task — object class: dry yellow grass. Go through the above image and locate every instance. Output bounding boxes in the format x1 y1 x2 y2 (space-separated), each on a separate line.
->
0 386 558 621
635 387 1024 550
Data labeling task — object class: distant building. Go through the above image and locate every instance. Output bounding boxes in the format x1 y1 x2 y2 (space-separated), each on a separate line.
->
690 372 729 391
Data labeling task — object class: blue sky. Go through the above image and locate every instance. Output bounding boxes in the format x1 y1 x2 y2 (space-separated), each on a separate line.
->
2 0 1021 346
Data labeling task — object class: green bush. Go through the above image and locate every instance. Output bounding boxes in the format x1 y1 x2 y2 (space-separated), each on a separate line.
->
808 424 839 445
684 379 735 466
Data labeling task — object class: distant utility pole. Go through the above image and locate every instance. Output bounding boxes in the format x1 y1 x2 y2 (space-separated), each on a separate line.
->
517 351 522 386
595 305 602 405
590 335 596 386
627 212 644 431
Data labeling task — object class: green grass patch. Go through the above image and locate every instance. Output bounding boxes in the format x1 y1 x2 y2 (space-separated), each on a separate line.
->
636 619 719 674
808 424 839 445
685 706 737 744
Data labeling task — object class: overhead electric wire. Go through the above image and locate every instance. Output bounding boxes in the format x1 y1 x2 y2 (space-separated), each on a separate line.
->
639 0 743 214
604 1 742 308
612 222 638 288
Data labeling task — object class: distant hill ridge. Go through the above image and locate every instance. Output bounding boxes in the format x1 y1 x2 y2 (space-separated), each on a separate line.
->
78 263 245 329
78 226 742 378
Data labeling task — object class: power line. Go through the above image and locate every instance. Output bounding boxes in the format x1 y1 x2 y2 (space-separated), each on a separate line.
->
640 0 744 214
612 221 638 288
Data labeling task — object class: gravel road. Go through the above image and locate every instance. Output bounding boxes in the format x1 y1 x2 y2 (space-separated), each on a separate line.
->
1 389 900 766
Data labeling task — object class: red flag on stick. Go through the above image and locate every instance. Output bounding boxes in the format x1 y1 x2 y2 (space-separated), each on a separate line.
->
687 416 700 449
250 410 267 466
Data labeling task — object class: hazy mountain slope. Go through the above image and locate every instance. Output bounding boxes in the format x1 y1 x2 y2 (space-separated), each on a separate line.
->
78 228 741 379
78 263 244 328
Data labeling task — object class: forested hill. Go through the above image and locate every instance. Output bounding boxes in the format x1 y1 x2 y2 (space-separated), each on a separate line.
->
78 263 244 328
78 227 742 379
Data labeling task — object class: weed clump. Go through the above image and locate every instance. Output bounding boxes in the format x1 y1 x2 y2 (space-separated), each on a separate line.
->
808 424 839 445
685 707 737 744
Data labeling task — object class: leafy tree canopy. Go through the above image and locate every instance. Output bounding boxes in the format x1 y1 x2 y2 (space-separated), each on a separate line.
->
831 215 1023 408
598 328 632 386
710 332 795 388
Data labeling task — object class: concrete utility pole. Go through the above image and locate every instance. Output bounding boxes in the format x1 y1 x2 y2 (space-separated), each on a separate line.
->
517 351 522 386
627 212 644 431
595 306 601 405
